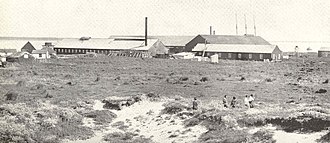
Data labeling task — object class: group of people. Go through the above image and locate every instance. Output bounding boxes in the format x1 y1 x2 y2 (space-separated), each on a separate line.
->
192 94 255 110
223 94 255 108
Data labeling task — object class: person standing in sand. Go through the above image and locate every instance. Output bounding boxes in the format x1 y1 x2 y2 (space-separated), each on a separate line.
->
223 95 228 108
248 94 255 108
193 97 198 110
244 95 250 108
230 96 237 108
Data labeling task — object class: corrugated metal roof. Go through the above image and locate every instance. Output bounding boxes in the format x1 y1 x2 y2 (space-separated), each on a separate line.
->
8 51 31 58
192 44 278 53
41 47 56 54
55 38 159 50
0 49 17 53
109 35 195 47
32 50 48 54
319 47 330 52
55 38 114 49
199 35 271 45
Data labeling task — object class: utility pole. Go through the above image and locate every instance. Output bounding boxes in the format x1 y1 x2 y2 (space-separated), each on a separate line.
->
253 15 256 36
244 14 247 35
235 13 238 35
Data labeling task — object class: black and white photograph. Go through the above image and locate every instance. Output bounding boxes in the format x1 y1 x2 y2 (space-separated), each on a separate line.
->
0 0 330 142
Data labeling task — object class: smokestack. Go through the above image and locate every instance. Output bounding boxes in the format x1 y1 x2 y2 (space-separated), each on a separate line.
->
145 17 148 46
213 30 215 35
210 26 212 35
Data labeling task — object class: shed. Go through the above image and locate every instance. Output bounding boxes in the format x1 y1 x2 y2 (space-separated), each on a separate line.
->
6 52 35 62
21 41 36 53
192 44 282 61
318 47 330 57
32 50 50 59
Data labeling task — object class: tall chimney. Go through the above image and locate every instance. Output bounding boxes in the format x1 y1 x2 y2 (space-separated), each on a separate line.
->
145 17 148 46
210 26 212 35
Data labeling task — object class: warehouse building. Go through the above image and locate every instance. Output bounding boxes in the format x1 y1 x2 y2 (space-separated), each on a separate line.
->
192 44 282 61
54 37 168 58
318 47 330 57
185 34 271 52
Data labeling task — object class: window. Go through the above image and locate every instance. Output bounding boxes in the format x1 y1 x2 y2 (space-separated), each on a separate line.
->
278 54 281 59
238 54 242 59
260 54 263 59
206 53 210 56
249 54 252 59
218 53 221 58
228 53 232 58
39 54 42 57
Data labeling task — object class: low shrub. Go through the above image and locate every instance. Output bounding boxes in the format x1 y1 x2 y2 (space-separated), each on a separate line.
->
16 81 26 87
249 130 275 143
200 77 209 82
161 101 188 114
84 110 117 125
179 77 189 81
237 116 266 127
4 91 19 101
317 131 330 143
103 132 152 143
184 118 200 127
198 128 248 143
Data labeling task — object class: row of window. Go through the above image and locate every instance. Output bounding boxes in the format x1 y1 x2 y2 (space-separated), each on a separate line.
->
203 52 263 59
56 49 109 54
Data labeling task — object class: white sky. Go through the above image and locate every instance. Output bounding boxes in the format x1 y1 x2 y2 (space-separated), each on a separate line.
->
1 0 329 41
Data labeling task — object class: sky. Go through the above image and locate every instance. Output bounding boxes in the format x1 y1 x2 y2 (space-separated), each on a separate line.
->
0 0 329 42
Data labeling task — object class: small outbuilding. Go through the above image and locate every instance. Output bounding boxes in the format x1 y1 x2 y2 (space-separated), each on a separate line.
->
6 52 35 62
31 50 50 59
318 47 330 57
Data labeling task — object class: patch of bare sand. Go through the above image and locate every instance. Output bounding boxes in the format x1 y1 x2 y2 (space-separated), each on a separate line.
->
249 125 328 143
108 100 207 143
66 99 207 143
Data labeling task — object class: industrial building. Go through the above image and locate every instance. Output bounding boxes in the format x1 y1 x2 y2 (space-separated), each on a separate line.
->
318 47 330 57
54 37 168 58
192 44 282 61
